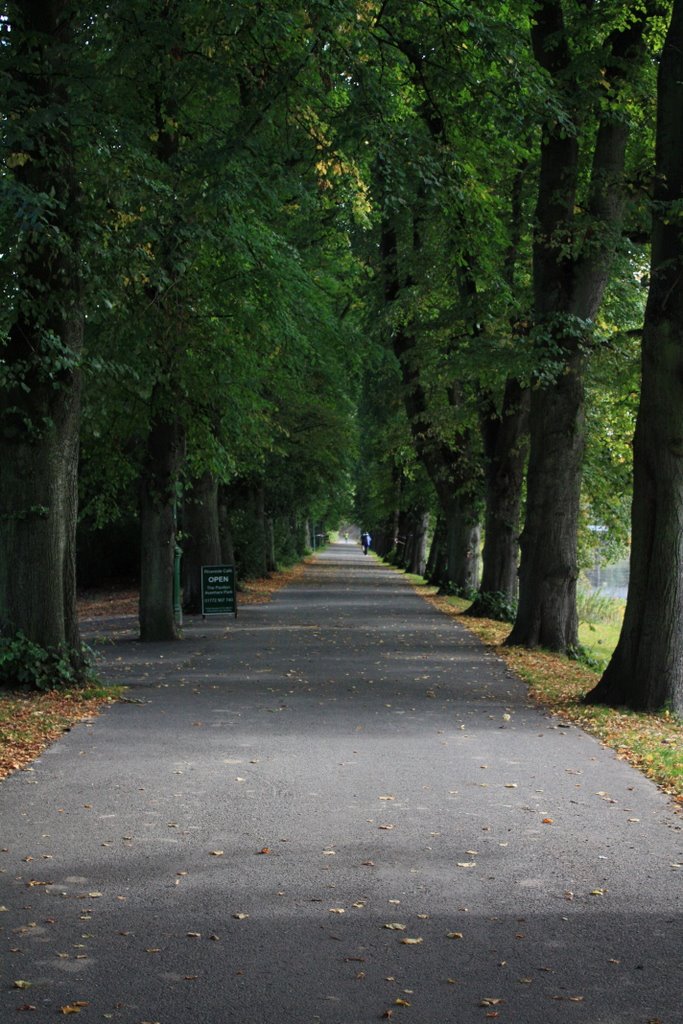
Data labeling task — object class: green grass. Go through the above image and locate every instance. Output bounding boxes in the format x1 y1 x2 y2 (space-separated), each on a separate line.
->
578 619 623 667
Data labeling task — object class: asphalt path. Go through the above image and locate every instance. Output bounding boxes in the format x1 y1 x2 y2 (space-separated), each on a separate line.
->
1 544 681 1024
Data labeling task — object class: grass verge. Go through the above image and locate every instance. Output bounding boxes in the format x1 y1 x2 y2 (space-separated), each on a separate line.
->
408 579 682 805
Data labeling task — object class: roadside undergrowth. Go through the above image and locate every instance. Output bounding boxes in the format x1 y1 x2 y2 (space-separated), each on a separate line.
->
408 579 683 804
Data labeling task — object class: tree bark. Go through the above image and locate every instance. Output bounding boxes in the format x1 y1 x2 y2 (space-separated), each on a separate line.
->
472 379 529 606
217 486 236 566
426 518 446 585
0 0 85 681
182 472 221 614
585 0 683 715
508 1 650 651
139 413 186 640
407 511 429 576
382 220 481 591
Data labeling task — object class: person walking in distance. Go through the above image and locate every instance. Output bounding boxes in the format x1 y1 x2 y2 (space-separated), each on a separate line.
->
361 531 371 555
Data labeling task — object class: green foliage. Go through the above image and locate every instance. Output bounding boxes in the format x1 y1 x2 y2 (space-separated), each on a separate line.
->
576 587 625 626
0 633 92 692
469 590 519 623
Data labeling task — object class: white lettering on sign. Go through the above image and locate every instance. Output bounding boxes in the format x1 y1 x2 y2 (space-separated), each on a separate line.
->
208 576 231 583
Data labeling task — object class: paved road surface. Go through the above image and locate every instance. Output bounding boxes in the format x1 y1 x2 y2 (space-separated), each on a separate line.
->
1 545 681 1023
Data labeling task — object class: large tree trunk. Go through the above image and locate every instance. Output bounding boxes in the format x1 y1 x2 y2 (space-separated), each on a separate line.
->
139 414 186 640
508 1 649 652
585 1 683 715
382 218 481 592
217 486 236 566
182 472 221 614
471 380 529 609
443 497 480 594
426 517 446 586
407 511 429 576
507 357 584 647
0 0 85 683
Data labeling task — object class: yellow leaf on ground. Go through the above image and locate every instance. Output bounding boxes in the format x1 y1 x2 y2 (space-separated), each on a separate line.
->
400 937 423 945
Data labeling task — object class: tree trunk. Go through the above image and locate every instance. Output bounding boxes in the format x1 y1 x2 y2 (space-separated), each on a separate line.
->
182 472 221 614
407 511 430 576
507 357 584 648
217 486 236 566
139 414 186 640
426 518 446 585
264 516 275 573
474 380 529 604
508 1 649 652
444 499 480 593
0 344 82 655
0 0 85 683
585 1 683 715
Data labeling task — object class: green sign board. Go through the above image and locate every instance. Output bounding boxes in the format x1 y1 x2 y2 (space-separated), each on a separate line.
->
201 565 237 618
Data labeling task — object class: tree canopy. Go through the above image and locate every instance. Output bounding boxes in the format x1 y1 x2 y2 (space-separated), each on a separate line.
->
1 0 681 714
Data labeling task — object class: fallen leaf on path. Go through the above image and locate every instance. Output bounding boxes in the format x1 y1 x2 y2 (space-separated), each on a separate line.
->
447 932 463 939
394 998 411 1006
232 913 249 920
186 932 201 938
400 937 423 945
378 824 395 830
13 980 31 989
257 848 271 855
480 998 503 1006
322 850 336 856
379 795 395 801
329 908 345 914
383 923 406 931
209 850 224 857
457 862 476 868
